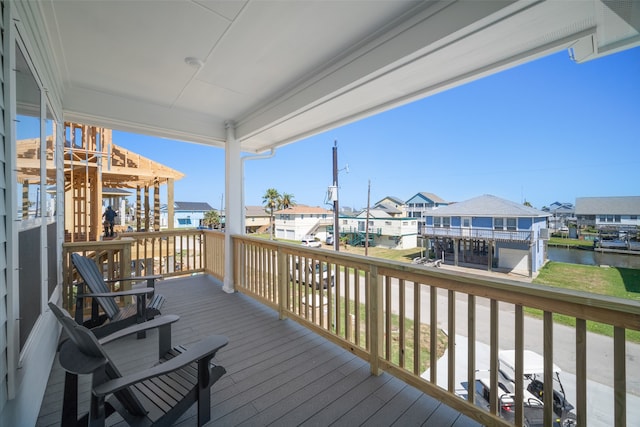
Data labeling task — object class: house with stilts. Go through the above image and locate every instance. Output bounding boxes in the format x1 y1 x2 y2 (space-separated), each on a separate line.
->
339 208 419 249
422 194 550 276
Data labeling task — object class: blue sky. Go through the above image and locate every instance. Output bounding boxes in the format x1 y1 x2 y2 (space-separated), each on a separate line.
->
114 47 639 212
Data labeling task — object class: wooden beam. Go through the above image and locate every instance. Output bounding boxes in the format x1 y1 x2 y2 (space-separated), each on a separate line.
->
154 179 160 231
144 185 150 231
167 179 174 230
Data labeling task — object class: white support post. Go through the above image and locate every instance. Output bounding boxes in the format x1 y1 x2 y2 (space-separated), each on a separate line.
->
223 121 241 293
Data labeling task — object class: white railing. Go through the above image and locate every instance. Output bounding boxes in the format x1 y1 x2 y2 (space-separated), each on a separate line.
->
423 226 532 241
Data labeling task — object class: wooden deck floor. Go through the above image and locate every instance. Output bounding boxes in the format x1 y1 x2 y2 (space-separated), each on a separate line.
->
37 274 482 426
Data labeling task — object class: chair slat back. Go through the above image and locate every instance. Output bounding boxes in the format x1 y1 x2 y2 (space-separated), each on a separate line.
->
49 303 148 417
72 253 121 318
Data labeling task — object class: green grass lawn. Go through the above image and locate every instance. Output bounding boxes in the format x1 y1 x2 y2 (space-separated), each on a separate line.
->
532 261 640 342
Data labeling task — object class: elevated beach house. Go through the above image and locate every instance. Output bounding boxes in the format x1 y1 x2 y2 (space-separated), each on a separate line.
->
423 195 550 276
339 208 419 249
373 196 406 218
575 196 640 230
405 192 449 227
3 2 639 426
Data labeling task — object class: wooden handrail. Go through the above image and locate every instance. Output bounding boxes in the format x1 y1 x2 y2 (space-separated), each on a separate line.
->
231 234 640 427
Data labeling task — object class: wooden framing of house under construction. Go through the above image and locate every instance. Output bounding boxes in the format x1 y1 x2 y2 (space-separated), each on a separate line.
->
16 122 184 242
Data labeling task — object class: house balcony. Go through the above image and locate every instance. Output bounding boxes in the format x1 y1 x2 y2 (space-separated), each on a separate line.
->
42 229 640 426
422 226 533 242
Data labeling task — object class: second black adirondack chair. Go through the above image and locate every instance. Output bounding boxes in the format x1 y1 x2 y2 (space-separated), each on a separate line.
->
49 302 228 427
72 253 166 338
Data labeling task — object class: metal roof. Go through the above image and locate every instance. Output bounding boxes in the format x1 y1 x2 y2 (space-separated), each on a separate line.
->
245 205 270 217
173 201 215 212
274 205 333 215
575 196 640 215
375 196 405 206
407 192 448 204
22 0 639 153
426 194 550 217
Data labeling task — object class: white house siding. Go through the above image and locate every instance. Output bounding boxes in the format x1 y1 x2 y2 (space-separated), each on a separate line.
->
275 215 331 241
1 3 63 425
498 248 529 273
494 219 548 275
1 2 8 415
340 217 418 249
596 215 640 228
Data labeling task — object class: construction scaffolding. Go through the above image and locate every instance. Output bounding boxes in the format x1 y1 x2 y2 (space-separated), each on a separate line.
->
17 122 184 242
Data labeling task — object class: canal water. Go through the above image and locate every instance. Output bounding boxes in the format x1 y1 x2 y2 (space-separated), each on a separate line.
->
547 247 640 269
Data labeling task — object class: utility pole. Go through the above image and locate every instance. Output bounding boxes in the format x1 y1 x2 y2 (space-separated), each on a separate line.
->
333 141 339 251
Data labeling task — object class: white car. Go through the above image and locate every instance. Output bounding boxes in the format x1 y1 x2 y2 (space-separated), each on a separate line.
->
301 237 321 248
290 257 335 289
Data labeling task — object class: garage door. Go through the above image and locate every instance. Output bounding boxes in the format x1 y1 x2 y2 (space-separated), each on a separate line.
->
498 248 529 273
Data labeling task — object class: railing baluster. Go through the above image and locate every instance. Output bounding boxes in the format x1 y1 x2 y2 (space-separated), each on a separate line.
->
430 286 437 384
345 266 351 341
448 289 455 393
370 265 381 375
489 299 498 415
467 294 475 405
354 268 360 347
399 278 406 369
544 311 554 427
576 318 587 427
514 305 524 427
414 281 420 375
614 326 626 427
385 276 392 361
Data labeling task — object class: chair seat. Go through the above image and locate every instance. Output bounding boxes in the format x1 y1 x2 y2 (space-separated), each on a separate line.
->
50 302 228 427
119 346 225 425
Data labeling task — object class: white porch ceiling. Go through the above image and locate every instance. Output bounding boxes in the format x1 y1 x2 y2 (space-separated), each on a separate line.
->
33 0 639 152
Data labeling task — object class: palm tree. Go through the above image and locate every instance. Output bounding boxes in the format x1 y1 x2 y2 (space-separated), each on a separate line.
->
203 210 220 229
279 193 296 209
262 188 281 240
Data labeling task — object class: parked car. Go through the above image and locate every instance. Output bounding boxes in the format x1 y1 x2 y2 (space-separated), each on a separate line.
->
301 237 321 248
289 257 335 289
326 234 334 245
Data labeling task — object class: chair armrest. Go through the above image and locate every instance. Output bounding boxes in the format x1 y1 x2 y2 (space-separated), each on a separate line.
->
93 335 229 397
105 275 162 284
98 314 180 345
78 287 155 298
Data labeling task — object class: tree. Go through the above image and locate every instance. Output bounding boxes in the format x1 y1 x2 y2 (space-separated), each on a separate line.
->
523 200 533 207
280 193 296 209
262 188 281 240
203 210 220 229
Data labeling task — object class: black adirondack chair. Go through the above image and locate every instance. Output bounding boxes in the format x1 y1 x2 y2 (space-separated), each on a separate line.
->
71 253 166 338
49 302 228 427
